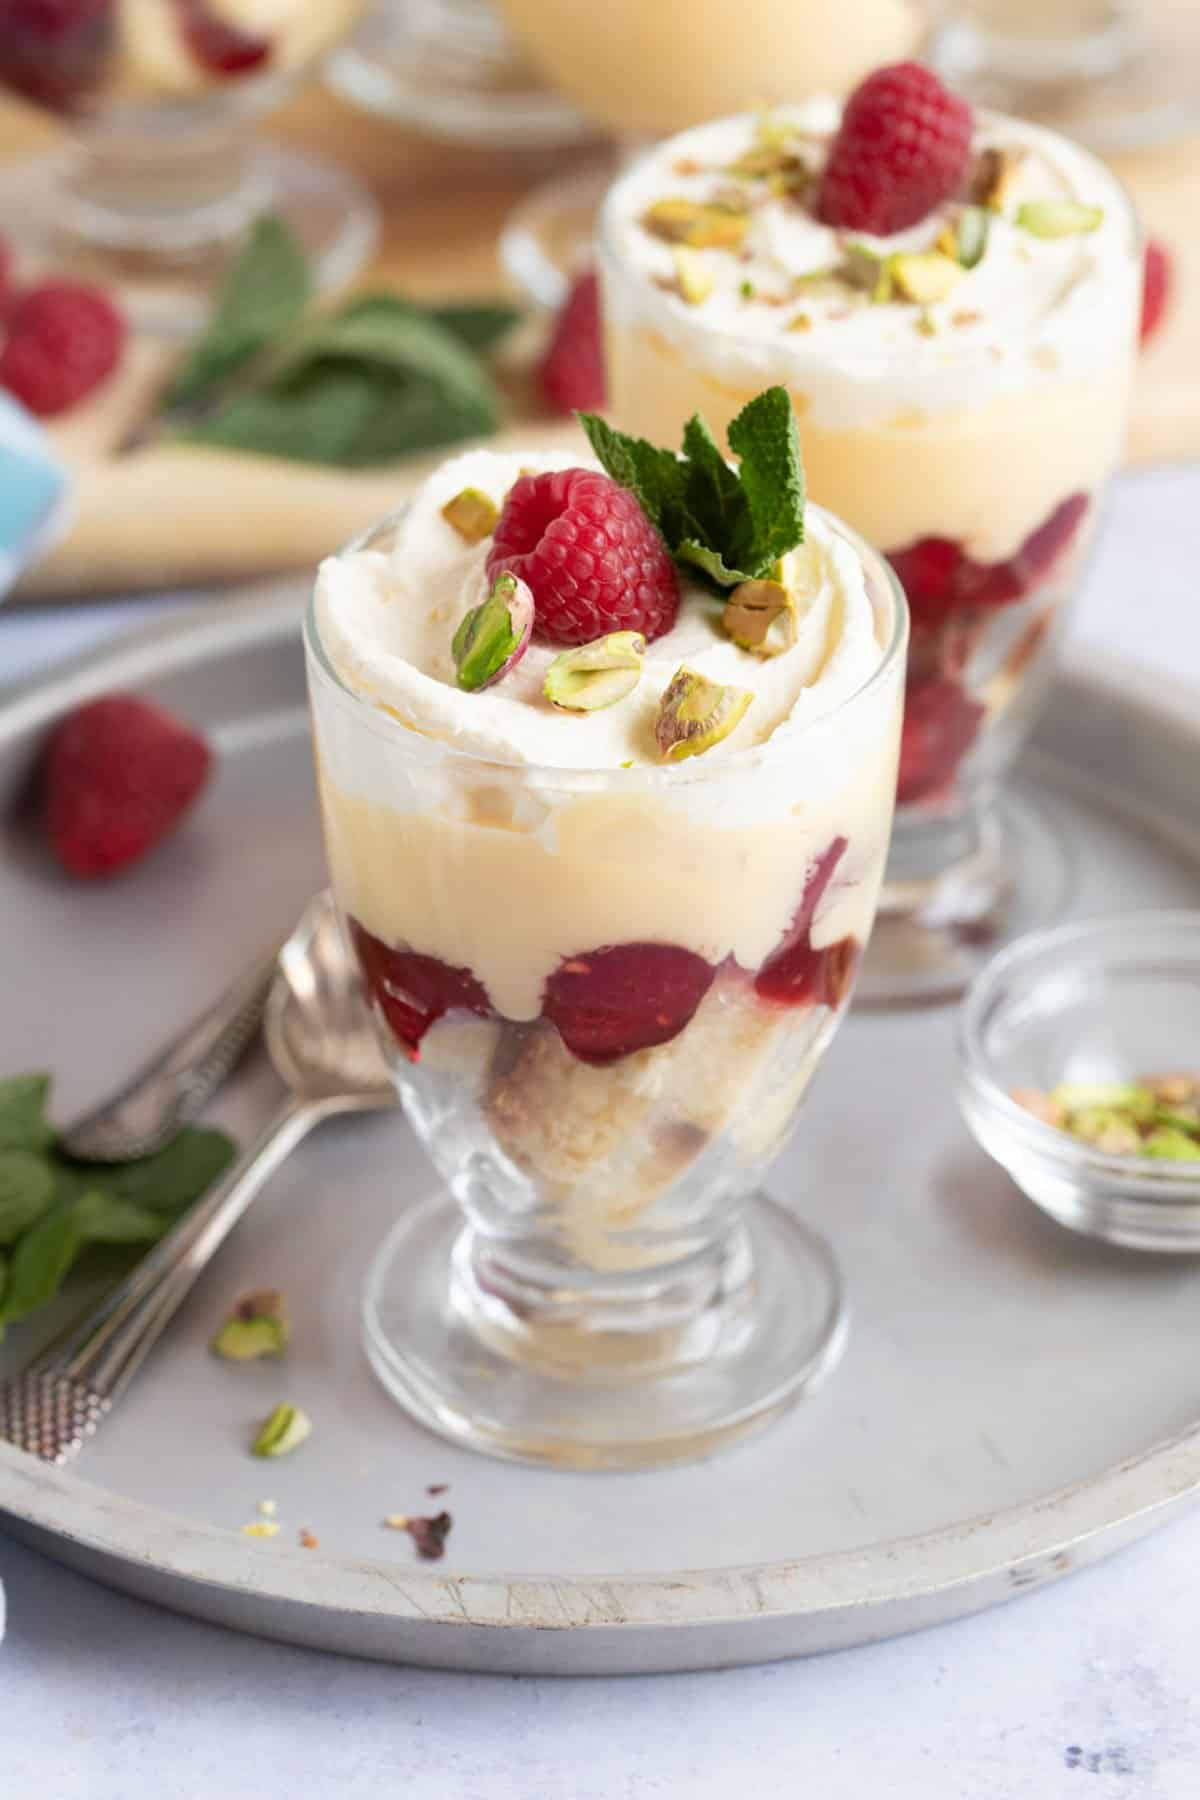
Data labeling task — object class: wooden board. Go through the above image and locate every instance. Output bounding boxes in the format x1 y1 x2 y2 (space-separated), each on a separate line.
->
0 64 1195 602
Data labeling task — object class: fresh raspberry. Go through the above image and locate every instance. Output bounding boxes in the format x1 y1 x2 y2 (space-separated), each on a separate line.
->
1140 239 1172 346
488 468 679 646
896 675 984 807
0 0 112 111
755 837 857 1008
175 0 270 76
543 943 716 1064
539 269 605 416
349 920 491 1060
43 695 212 877
888 493 1089 628
0 280 125 417
817 62 973 236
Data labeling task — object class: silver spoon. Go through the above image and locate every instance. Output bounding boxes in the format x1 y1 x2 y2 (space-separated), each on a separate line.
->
0 892 395 1466
60 941 280 1163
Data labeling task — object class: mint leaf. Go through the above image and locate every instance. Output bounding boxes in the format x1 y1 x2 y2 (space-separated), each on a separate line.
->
0 1073 53 1153
337 294 520 353
181 363 382 464
579 387 805 589
0 1151 55 1244
167 215 312 409
0 1199 87 1325
71 1190 165 1245
676 539 754 587
726 386 806 572
180 305 499 467
578 412 685 536
63 1126 236 1214
425 300 520 352
0 1118 237 1327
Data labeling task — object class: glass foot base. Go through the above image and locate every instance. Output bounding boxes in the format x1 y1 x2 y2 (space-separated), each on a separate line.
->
858 789 1074 1006
931 11 1200 152
362 1187 847 1470
0 141 379 336
499 161 613 310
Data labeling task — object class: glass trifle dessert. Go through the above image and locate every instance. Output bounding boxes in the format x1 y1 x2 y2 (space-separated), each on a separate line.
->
306 389 907 1468
600 63 1140 998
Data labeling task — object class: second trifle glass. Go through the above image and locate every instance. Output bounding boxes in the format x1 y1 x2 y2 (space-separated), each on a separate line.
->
599 74 1141 998
306 432 905 1468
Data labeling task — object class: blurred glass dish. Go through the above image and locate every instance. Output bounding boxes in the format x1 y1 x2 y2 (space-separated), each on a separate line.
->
0 0 379 332
958 912 1200 1251
932 0 1200 152
497 0 928 309
326 0 589 148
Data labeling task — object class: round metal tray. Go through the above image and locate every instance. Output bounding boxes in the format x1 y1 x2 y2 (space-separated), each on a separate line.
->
1 585 1199 1675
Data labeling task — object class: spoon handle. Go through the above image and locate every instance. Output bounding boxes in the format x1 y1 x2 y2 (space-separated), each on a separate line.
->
59 942 281 1164
0 1096 315 1466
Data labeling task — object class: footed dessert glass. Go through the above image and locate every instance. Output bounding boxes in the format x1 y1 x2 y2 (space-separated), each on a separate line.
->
0 0 376 330
306 508 906 1470
599 108 1141 999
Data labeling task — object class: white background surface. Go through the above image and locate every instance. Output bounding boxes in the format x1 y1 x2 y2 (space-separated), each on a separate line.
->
2 466 1199 1800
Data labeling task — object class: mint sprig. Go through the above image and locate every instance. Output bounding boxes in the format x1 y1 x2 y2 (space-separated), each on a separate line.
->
154 217 520 467
579 386 805 589
0 1072 236 1332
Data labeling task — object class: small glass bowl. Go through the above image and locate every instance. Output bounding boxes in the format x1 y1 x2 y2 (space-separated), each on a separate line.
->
957 912 1200 1252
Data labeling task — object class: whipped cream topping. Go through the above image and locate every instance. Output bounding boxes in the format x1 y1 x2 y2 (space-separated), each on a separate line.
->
315 448 887 773
601 102 1137 429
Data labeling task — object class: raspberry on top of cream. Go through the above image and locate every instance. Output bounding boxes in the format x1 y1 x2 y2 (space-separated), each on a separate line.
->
601 94 1136 421
316 446 887 774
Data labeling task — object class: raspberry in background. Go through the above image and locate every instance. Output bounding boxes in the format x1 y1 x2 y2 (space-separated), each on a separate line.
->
488 467 679 646
539 269 605 415
0 280 125 417
817 62 973 236
0 0 113 112
44 695 212 878
1140 239 1172 346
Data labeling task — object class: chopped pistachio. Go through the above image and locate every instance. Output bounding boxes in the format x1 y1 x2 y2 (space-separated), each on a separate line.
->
915 310 938 337
970 146 1024 211
544 631 646 711
841 242 893 303
739 277 756 300
441 487 499 545
252 1402 312 1459
655 666 753 761
1051 1082 1156 1122
1011 1086 1064 1129
452 571 533 692
1016 200 1104 239
889 251 965 305
257 1498 278 1517
642 197 749 249
211 1288 289 1361
1143 1127 1200 1162
1148 1074 1200 1105
1070 1107 1142 1155
955 205 991 269
722 579 798 657
792 265 841 293
672 245 714 305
